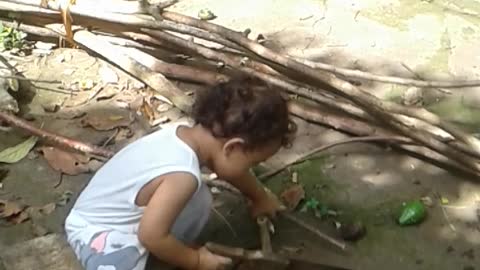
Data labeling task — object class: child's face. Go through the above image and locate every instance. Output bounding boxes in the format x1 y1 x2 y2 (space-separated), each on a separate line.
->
213 139 281 180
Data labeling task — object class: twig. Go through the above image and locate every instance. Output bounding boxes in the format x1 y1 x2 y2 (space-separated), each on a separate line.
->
0 75 61 84
400 63 452 94
159 11 480 173
0 1 243 51
101 128 119 147
203 178 239 194
289 100 480 179
434 192 457 233
161 11 480 89
29 86 78 95
53 172 64 188
258 135 414 180
63 29 193 112
211 206 237 238
296 57 480 89
281 212 348 251
0 111 114 158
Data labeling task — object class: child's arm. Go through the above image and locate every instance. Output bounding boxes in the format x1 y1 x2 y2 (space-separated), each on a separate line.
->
138 172 199 269
225 171 284 217
138 172 230 270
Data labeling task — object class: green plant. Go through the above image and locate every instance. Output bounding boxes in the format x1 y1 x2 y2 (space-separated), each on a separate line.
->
0 24 27 51
300 197 330 219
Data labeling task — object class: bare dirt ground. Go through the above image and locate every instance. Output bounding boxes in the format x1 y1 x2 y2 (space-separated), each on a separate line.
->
1 1 480 270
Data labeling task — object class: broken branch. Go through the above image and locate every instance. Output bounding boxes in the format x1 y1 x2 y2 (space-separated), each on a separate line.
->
0 111 114 158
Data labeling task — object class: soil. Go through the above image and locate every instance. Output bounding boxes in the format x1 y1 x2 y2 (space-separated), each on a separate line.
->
1 1 480 270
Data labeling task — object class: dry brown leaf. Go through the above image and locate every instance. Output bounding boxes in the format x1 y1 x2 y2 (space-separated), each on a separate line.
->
81 110 134 131
96 85 120 101
8 211 30 224
32 222 49 236
280 184 305 210
40 203 56 215
39 147 91 175
0 199 26 218
64 84 104 108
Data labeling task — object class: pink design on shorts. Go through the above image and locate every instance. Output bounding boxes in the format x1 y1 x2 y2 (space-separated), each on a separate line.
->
90 231 109 253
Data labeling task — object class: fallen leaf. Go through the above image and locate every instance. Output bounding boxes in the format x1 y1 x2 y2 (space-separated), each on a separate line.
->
87 159 105 172
0 136 38 164
39 147 91 175
62 68 76 75
40 203 56 215
81 110 134 131
0 199 26 218
441 197 449 205
32 222 49 236
35 41 56 50
57 190 73 206
291 171 298 183
157 103 171 113
96 85 120 100
109 115 125 121
114 127 134 142
198 8 217 20
64 84 104 108
150 116 170 127
8 210 30 224
79 79 95 90
7 78 19 92
280 184 305 210
99 65 119 84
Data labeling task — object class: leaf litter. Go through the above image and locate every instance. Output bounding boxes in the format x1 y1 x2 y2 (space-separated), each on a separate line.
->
81 109 134 131
38 146 102 175
280 184 305 210
0 136 38 164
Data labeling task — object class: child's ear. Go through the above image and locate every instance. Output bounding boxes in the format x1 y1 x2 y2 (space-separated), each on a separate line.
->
222 137 245 156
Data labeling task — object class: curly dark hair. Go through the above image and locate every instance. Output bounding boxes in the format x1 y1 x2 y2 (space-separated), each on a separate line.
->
192 76 295 150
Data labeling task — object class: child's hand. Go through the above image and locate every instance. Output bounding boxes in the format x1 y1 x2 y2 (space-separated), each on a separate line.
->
196 246 232 270
250 191 286 218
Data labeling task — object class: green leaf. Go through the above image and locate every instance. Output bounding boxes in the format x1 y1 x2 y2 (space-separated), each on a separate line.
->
198 8 216 20
0 136 38 164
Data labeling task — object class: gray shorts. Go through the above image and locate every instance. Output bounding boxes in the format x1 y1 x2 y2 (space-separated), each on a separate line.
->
65 184 212 270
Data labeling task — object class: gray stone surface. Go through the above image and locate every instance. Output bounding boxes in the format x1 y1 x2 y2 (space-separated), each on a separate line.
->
0 234 82 270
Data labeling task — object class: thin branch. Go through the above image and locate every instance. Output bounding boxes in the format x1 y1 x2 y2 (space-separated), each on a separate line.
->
159 11 480 171
211 206 237 238
258 134 414 181
0 111 114 158
400 63 452 94
0 74 61 84
162 11 480 89
296 57 480 89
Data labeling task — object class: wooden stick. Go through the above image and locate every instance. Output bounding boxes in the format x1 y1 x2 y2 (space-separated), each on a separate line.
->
288 101 480 179
120 46 229 85
281 212 348 251
0 1 243 51
158 11 480 171
257 134 414 180
64 28 193 112
295 57 480 89
0 111 114 158
162 11 480 89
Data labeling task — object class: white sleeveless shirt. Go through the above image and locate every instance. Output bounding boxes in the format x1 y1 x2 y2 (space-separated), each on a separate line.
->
66 123 202 234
